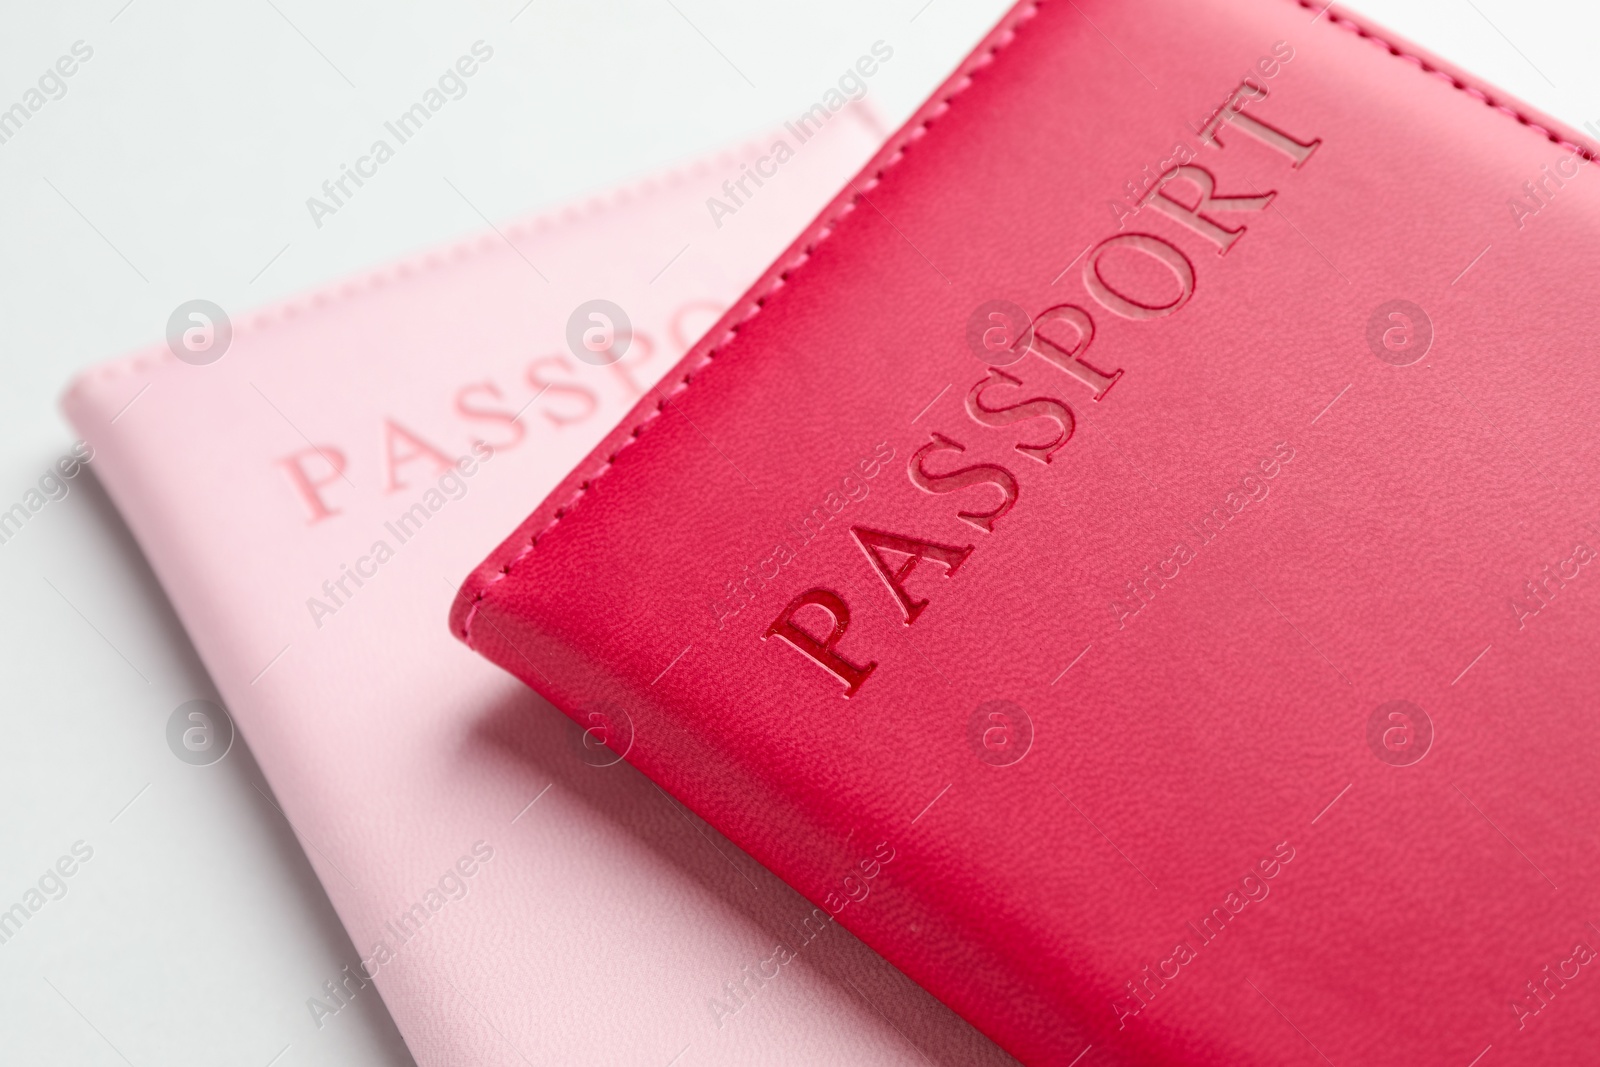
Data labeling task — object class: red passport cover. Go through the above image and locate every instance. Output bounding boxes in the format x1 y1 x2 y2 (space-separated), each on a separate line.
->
452 2 1600 1064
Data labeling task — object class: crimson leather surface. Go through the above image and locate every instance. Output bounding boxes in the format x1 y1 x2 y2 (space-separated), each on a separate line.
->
454 2 1600 1064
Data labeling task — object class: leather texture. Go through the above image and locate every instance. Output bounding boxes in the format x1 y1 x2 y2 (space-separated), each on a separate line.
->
454 2 1600 1065
62 109 1024 1067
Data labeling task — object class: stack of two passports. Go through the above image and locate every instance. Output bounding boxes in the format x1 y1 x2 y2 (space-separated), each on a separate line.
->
71 1 1600 1065
65 103 1008 1066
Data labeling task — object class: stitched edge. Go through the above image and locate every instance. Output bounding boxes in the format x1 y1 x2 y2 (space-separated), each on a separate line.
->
62 134 791 394
459 0 1600 648
1294 0 1596 160
456 2 1045 645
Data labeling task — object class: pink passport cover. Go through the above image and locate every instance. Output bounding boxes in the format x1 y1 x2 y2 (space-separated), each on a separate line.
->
63 110 1019 1067
451 2 1600 1065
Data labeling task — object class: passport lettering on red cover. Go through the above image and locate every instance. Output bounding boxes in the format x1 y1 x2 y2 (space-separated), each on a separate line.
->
453 1 1600 1064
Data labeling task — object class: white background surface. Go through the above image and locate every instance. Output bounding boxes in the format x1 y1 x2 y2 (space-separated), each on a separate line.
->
0 2 1594 1064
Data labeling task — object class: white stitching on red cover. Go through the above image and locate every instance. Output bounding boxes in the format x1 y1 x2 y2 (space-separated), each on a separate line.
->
457 4 1044 645
459 0 1599 647
1294 0 1596 160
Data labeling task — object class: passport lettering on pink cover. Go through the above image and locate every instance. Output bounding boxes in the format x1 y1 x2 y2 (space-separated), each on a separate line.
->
453 2 1600 1065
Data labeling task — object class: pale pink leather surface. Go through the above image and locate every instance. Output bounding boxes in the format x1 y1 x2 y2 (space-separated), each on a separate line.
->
62 107 1020 1067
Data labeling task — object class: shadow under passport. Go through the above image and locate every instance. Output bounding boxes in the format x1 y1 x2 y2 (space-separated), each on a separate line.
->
75 463 1020 1066
470 686 1026 1067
